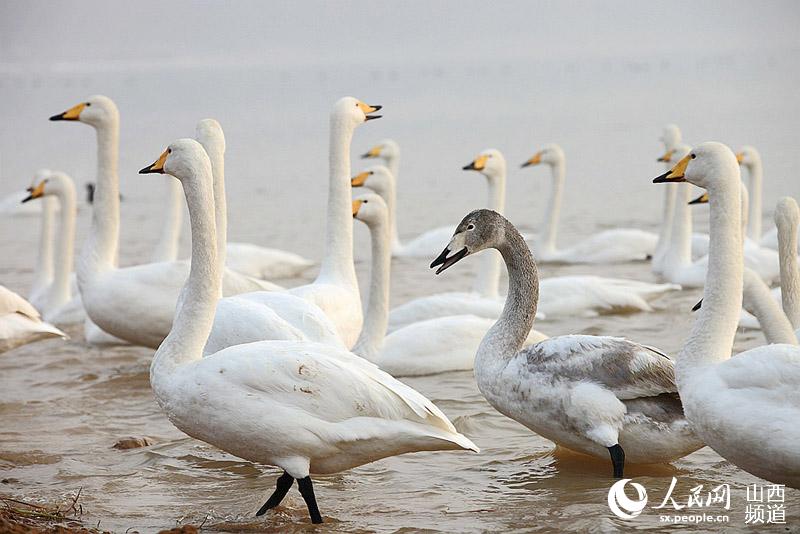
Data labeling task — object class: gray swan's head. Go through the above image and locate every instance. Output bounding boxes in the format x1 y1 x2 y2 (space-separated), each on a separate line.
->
430 209 509 275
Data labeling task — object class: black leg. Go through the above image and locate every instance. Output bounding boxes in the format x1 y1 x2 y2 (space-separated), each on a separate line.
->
256 471 294 516
608 444 625 478
297 476 323 524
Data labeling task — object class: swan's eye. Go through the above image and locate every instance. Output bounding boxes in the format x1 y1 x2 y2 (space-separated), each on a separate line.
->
85 102 91 106
369 171 374 175
467 224 475 231
363 200 368 203
167 148 172 154
691 154 696 159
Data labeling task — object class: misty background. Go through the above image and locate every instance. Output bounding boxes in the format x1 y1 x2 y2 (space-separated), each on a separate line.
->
1 0 799 262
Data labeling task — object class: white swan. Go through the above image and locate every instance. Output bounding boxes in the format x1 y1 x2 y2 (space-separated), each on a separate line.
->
387 150 679 330
192 123 343 354
49 96 278 349
652 124 682 274
351 193 548 376
431 209 702 477
776 197 800 332
521 143 657 263
150 125 314 279
0 285 66 353
737 146 800 252
285 97 381 347
351 165 457 258
144 138 478 524
654 141 800 488
21 172 128 346
27 169 56 310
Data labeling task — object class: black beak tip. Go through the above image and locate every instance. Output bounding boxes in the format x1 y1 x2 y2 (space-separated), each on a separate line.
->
365 114 382 122
49 113 64 121
138 166 152 175
20 195 33 204
462 164 475 171
520 162 530 168
371 105 382 111
691 299 703 312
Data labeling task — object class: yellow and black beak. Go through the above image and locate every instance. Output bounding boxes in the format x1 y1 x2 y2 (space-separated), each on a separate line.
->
361 145 382 159
21 181 46 203
463 154 488 171
657 150 674 163
688 192 709 205
521 152 542 168
351 171 370 187
352 199 363 218
735 152 744 165
139 149 169 174
50 102 86 121
653 154 691 183
357 101 382 121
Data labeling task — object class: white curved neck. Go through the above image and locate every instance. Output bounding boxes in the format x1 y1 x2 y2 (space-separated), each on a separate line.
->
665 183 693 270
473 171 506 298
49 179 77 310
385 154 400 185
677 176 743 384
32 196 56 296
151 160 219 384
778 215 800 328
150 177 184 263
742 267 797 344
744 160 762 240
317 115 358 290
379 173 402 252
79 121 120 283
352 216 390 362
540 161 564 253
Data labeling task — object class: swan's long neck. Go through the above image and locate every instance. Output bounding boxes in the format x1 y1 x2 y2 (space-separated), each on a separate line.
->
207 145 227 277
353 215 391 362
477 220 539 363
317 117 358 291
778 213 800 328
745 160 762 240
540 161 564 253
677 176 743 384
79 121 120 284
742 267 797 344
32 196 56 296
50 179 76 309
665 183 692 271
150 177 184 263
386 154 399 185
473 170 506 298
381 172 402 252
151 159 219 383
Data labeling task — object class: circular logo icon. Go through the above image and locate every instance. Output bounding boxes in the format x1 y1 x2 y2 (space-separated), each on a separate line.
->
608 479 648 519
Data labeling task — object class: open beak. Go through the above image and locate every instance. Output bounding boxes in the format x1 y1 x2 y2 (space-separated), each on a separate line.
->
351 171 370 187
521 152 542 168
357 102 382 121
688 192 709 205
653 154 691 183
21 181 46 203
430 246 469 275
50 102 86 121
139 149 169 174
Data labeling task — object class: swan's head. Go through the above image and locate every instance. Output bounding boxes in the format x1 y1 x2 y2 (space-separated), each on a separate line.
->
657 143 691 164
775 196 799 231
735 145 760 168
361 139 399 160
352 193 388 228
659 124 682 149
520 143 564 168
430 209 506 274
333 97 382 127
196 118 225 155
50 95 118 127
139 138 211 183
463 149 505 178
351 165 392 195
653 142 740 192
21 169 53 203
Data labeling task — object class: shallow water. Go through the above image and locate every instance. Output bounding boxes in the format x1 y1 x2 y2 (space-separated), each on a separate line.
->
2 46 800 532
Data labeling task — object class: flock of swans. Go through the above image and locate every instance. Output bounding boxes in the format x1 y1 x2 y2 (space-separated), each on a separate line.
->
1 94 798 525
